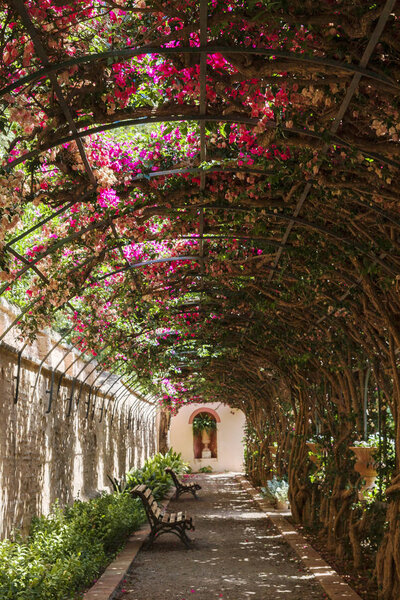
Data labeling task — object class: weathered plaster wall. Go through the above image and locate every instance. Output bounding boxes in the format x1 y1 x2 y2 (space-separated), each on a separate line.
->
169 402 246 472
0 300 157 538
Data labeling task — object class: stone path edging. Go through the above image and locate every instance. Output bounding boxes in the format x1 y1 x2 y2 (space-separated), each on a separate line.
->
83 489 175 600
236 475 363 600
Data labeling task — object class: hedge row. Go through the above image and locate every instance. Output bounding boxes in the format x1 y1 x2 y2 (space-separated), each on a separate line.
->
0 450 188 600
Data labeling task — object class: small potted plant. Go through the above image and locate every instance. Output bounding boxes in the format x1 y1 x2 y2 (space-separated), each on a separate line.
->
263 476 289 510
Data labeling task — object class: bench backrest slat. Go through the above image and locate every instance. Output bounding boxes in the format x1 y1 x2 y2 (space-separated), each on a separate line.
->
132 485 162 525
165 467 180 486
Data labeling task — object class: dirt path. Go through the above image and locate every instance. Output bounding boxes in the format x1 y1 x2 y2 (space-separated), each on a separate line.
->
117 474 326 600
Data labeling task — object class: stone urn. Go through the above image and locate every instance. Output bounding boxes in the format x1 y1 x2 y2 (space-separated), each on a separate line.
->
350 446 378 500
306 441 322 467
201 429 212 459
349 446 377 495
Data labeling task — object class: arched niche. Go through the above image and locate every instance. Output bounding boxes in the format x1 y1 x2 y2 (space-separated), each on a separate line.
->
189 409 219 459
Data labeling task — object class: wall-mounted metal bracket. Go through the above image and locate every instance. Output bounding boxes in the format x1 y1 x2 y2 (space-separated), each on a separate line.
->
13 343 27 404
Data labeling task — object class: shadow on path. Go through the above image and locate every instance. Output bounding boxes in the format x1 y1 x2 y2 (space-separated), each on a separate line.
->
117 473 326 600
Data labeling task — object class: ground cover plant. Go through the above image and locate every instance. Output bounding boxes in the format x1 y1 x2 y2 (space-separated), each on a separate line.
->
0 1 399 597
0 451 187 600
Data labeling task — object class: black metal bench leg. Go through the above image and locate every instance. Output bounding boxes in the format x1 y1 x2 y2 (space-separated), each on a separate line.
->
146 534 155 548
178 527 193 549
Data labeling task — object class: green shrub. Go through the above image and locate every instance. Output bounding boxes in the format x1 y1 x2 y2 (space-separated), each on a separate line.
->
0 451 187 600
126 448 190 499
198 465 213 473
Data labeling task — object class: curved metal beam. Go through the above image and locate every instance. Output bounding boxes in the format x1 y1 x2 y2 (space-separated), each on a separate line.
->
1 44 396 99
6 115 400 171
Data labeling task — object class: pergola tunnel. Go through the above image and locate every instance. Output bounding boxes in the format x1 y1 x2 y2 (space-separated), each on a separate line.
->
0 0 399 599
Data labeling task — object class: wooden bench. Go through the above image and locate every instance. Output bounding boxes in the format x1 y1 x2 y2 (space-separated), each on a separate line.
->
131 484 195 548
165 467 202 500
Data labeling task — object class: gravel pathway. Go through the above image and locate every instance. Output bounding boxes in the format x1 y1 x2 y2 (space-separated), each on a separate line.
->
117 474 326 600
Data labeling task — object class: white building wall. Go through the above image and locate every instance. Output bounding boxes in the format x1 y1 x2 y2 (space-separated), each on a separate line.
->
169 402 246 472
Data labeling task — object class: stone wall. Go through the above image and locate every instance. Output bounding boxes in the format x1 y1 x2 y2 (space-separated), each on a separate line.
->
0 300 158 538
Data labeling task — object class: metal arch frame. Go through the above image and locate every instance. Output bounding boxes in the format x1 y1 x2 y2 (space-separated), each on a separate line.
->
144 400 158 424
196 198 400 231
65 342 111 415
31 326 75 396
7 114 400 171
0 165 290 251
0 195 397 333
134 398 157 430
0 0 396 410
226 0 399 367
102 374 125 419
6 319 119 416
125 385 157 429
1 214 389 326
109 375 139 424
91 372 128 421
94 364 125 422
45 334 88 413
91 370 121 421
93 255 200 283
64 348 105 417
2 44 397 100
108 376 138 420
75 344 113 408
53 338 95 410
11 0 96 185
96 375 115 422
2 4 395 335
118 387 140 428
2 160 398 303
0 225 283 301
1 192 396 324
4 309 129 414
4 189 96 253
267 0 398 284
85 367 111 419
127 396 145 430
0 227 392 350
3 162 400 272
85 361 131 420
0 213 121 297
